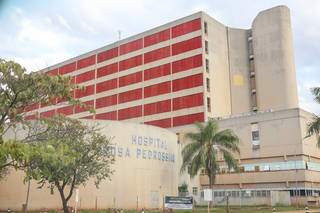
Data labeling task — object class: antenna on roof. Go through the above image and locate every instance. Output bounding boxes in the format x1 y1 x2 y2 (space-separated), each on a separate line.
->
118 30 121 40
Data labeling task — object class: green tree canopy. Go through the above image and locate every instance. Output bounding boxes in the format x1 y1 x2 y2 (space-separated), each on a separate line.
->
26 115 114 213
0 58 75 177
181 120 240 189
306 87 320 145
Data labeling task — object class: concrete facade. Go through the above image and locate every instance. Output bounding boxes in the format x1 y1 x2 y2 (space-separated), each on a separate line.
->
0 120 178 210
0 4 317 209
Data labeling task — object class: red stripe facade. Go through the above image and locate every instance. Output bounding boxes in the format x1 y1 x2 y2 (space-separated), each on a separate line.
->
32 18 205 128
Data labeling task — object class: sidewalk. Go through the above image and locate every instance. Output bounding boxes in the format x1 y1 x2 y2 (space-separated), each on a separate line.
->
281 210 320 213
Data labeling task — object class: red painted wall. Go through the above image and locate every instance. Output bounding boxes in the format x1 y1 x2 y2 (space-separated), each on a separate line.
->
144 81 171 98
173 93 203 111
118 105 142 120
172 73 203 92
171 18 201 38
172 54 202 74
120 39 143 55
144 29 170 47
172 36 202 56
144 99 171 116
97 63 118 77
119 55 142 71
96 111 117 120
118 88 142 103
76 70 95 83
96 78 118 93
57 105 74 115
95 94 117 109
77 55 96 69
173 112 204 126
144 63 171 81
144 46 171 64
119 71 142 87
97 47 119 63
59 62 76 74
145 118 172 128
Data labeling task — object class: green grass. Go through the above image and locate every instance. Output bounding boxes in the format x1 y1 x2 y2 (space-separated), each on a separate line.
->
77 206 317 213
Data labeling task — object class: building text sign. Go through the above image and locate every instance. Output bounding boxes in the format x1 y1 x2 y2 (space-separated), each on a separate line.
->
109 134 176 163
164 196 193 209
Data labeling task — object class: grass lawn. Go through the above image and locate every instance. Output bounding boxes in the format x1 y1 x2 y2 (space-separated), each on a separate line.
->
77 205 317 213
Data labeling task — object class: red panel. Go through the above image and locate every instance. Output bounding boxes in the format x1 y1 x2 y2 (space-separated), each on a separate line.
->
119 71 142 87
95 94 117 109
46 69 58 76
144 100 171 116
24 103 39 112
144 46 170 64
172 54 202 74
40 110 55 118
173 93 203 111
120 38 143 55
173 112 204 126
25 114 37 120
144 63 171 81
119 55 142 71
118 105 142 120
97 47 119 63
172 73 203 92
144 29 170 47
75 85 94 98
171 18 201 38
144 81 171 98
97 63 118 78
77 55 96 69
96 78 118 93
96 111 117 120
59 62 76 75
75 100 94 113
145 118 172 128
118 88 142 103
76 70 95 83
172 36 202 56
40 98 57 108
57 105 74 115
80 115 94 119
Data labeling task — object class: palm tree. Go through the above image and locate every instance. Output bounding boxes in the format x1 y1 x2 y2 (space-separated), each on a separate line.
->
307 87 320 145
180 119 240 192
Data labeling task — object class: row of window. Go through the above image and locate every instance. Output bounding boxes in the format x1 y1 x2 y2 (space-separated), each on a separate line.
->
204 22 211 114
197 189 320 198
200 160 320 174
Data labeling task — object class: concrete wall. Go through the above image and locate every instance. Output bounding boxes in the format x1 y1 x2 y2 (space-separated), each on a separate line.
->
202 13 232 119
0 120 178 211
252 5 299 111
227 28 251 114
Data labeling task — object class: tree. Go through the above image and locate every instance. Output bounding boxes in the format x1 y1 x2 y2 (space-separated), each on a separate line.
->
306 87 320 145
180 120 240 205
25 115 114 213
0 58 75 176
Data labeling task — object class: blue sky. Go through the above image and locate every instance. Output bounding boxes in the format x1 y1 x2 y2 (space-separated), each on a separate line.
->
0 0 319 114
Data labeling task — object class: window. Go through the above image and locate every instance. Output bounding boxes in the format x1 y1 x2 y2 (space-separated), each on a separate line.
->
205 59 209 72
252 130 259 141
206 78 210 92
192 187 198 196
205 40 209 54
207 97 211 112
251 123 260 149
204 21 208 34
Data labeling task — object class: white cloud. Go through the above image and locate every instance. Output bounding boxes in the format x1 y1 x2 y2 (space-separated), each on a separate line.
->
0 1 319 114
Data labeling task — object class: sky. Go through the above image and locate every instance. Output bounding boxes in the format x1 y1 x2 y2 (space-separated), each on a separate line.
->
0 0 319 114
